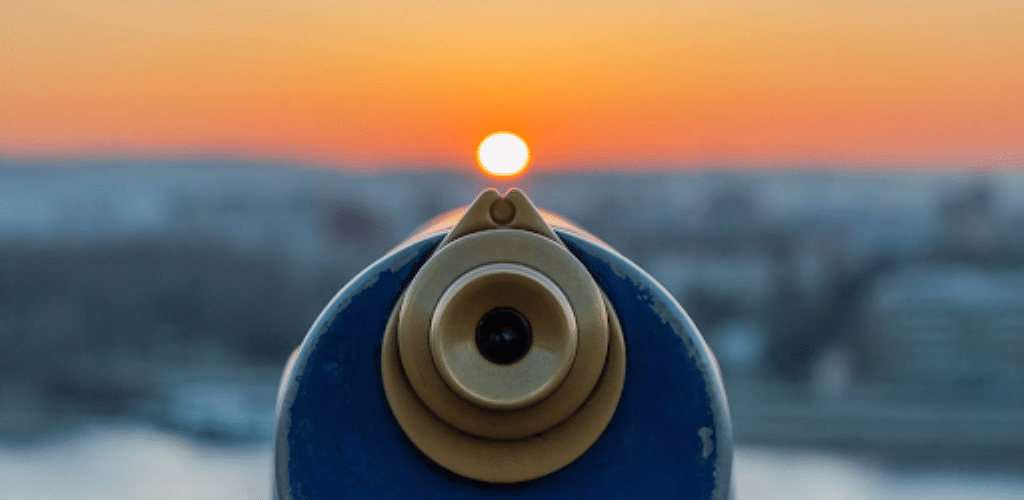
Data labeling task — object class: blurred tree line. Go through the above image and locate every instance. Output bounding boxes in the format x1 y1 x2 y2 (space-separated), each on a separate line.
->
0 239 352 419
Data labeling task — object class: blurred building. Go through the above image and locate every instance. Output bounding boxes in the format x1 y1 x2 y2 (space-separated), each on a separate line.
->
863 265 1024 406
934 180 999 260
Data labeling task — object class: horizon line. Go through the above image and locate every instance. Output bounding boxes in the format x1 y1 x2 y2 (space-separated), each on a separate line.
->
1 152 1021 175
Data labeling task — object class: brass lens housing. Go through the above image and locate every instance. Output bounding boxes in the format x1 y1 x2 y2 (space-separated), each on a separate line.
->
397 229 608 439
431 263 578 410
381 189 626 483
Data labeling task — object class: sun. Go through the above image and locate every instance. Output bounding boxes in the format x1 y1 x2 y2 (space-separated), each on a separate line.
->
477 132 530 177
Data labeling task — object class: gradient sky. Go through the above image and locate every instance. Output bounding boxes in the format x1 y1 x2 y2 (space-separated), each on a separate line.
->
2 1 1022 171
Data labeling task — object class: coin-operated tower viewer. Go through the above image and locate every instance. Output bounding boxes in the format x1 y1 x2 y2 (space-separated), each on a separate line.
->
273 133 733 499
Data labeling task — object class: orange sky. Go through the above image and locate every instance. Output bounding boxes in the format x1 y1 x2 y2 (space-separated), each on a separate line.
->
2 0 1022 171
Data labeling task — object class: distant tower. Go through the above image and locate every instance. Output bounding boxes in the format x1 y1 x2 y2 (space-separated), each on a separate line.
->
701 185 762 252
936 180 996 260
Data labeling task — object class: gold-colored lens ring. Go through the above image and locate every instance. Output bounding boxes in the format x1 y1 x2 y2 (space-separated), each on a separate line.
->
430 263 579 411
397 229 609 440
382 294 626 484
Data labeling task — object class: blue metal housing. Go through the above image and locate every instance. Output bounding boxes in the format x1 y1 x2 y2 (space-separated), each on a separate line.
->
275 229 732 499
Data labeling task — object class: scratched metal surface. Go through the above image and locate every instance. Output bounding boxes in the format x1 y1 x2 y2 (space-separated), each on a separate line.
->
276 230 731 499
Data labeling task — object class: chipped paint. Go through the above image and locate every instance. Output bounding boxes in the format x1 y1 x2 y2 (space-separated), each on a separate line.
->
560 231 734 500
273 234 442 500
275 226 732 499
699 427 714 460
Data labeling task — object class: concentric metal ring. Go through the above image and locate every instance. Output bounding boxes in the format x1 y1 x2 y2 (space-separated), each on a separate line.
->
430 263 578 410
382 295 626 483
396 229 609 440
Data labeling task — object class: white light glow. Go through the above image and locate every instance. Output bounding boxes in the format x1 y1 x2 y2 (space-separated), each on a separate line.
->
477 132 530 177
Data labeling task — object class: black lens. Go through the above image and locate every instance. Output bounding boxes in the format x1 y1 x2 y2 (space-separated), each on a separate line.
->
475 307 532 365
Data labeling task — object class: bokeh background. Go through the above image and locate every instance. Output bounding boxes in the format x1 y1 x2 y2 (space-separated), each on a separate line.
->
2 1 1023 498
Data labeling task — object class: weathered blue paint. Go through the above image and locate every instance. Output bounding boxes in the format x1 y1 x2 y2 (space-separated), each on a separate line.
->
559 231 733 499
276 230 732 499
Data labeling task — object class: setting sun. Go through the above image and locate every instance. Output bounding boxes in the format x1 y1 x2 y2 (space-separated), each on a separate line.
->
477 133 530 177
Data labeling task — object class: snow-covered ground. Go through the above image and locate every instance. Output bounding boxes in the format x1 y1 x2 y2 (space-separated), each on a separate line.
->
1 425 1022 500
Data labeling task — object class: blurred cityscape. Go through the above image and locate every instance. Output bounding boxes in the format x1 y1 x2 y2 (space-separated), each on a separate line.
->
1 159 1023 472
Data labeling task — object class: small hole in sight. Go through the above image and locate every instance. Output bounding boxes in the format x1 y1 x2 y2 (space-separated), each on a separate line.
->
475 307 532 365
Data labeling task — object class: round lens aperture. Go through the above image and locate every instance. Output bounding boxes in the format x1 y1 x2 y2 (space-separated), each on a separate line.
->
475 307 532 365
